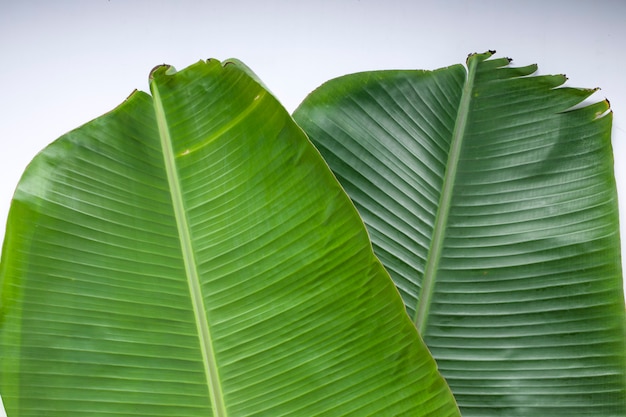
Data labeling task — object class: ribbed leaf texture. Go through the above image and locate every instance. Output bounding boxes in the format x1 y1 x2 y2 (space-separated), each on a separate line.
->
294 51 626 416
0 60 460 416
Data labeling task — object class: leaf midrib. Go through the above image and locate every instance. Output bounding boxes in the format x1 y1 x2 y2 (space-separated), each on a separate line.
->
152 81 227 416
413 56 479 333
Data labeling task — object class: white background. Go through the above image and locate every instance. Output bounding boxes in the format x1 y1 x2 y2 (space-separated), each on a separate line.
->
1 1 625 415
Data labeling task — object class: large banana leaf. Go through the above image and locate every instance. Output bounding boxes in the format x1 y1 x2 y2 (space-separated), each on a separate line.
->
294 51 626 415
0 60 461 416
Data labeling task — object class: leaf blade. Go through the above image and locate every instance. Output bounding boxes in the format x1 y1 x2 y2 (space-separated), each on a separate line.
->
0 59 461 416
294 51 626 415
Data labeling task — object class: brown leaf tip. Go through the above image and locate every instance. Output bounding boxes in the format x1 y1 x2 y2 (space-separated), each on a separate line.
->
149 64 171 80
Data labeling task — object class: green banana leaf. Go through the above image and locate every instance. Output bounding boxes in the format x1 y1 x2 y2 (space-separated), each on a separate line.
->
0 60 461 416
294 51 626 416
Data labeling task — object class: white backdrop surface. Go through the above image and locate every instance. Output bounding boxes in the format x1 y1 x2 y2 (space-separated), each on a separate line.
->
1 1 625 415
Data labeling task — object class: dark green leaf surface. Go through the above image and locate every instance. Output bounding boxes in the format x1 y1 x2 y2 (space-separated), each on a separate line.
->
294 51 626 416
0 60 460 416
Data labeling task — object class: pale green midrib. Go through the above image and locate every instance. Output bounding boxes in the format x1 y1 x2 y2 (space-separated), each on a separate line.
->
413 59 479 333
152 83 227 417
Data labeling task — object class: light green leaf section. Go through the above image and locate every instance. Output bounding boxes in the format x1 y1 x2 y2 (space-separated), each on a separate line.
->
0 60 460 416
294 51 626 416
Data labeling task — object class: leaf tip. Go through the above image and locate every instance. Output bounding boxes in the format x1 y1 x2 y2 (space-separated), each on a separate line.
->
594 98 612 120
124 88 139 101
583 86 601 97
466 50 496 65
149 64 176 81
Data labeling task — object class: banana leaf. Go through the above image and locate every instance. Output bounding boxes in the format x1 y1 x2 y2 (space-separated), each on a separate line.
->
0 60 460 416
294 51 626 416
